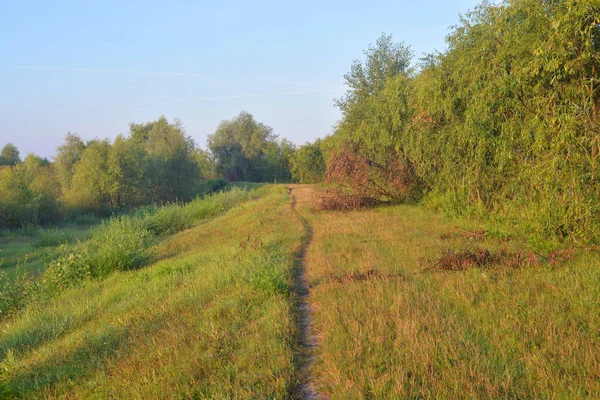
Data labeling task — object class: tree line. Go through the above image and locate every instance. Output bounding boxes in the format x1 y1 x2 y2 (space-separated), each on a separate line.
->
0 112 323 228
4 0 597 244
318 0 600 244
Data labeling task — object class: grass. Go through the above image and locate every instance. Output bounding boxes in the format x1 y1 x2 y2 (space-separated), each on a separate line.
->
291 184 600 398
1 184 598 398
0 185 303 398
0 226 93 278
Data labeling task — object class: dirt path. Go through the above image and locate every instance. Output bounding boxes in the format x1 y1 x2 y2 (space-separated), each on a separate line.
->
288 185 323 400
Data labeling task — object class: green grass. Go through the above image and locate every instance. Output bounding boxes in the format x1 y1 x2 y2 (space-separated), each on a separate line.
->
291 185 600 398
0 227 93 278
1 184 598 398
0 185 303 398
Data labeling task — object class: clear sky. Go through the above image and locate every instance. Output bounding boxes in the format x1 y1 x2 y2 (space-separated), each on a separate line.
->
0 0 482 159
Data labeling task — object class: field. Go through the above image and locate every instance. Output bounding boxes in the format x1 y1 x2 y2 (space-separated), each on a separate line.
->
1 184 599 398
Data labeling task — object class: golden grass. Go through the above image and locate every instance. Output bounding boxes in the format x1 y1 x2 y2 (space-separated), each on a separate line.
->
294 185 600 398
0 185 303 399
2 184 599 398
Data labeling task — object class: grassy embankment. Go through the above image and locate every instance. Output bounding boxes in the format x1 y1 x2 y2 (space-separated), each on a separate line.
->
0 185 303 398
2 183 598 399
292 184 600 399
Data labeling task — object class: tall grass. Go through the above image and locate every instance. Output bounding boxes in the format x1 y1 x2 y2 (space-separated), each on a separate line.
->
0 187 254 320
86 217 151 277
0 185 301 398
293 185 600 398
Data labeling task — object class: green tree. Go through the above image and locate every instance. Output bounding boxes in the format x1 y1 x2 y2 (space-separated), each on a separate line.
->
335 33 412 117
129 116 199 202
65 140 112 212
107 135 149 207
0 143 21 166
208 111 279 181
54 133 86 191
290 140 325 183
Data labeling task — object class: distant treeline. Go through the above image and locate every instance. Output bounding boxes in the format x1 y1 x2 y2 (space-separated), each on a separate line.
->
299 0 599 244
0 112 317 229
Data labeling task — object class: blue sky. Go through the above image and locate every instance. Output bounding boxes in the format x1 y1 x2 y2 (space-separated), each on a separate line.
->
0 0 481 158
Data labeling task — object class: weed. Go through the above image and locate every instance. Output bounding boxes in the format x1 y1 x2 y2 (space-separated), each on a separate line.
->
86 216 151 277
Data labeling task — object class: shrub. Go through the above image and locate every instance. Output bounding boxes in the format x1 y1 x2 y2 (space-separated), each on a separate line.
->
43 247 92 292
0 269 36 319
86 217 151 277
145 203 193 236
196 178 228 196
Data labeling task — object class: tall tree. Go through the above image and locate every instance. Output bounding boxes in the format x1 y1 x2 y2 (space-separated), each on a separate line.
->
64 140 112 212
54 133 86 191
0 143 21 166
107 135 148 207
129 116 199 202
208 111 278 181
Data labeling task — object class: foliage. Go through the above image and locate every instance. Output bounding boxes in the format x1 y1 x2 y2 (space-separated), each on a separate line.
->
290 140 326 183
0 155 61 228
53 132 86 190
130 116 200 203
43 247 92 292
332 1 600 243
0 143 21 166
208 111 294 182
86 216 151 277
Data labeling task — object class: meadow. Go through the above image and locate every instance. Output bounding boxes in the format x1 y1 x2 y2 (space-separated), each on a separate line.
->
1 183 598 399
0 185 303 398
294 185 600 398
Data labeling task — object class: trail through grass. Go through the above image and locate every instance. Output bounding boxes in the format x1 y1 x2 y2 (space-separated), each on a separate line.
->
2 184 598 399
288 185 322 399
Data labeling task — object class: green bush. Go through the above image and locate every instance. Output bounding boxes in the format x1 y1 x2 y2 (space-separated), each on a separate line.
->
145 203 193 236
196 178 228 196
43 247 92 292
86 217 151 277
0 270 37 319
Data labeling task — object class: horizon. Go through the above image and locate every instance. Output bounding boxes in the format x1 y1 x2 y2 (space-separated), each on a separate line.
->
0 0 481 158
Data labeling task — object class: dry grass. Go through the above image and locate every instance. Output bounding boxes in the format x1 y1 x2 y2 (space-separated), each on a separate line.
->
293 185 600 399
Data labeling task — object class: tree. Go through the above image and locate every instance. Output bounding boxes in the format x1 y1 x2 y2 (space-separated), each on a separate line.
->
335 33 413 116
194 148 217 180
0 153 61 228
208 111 279 182
290 140 325 183
129 116 199 202
64 140 112 212
54 133 86 191
0 143 21 166
331 34 417 203
107 135 148 207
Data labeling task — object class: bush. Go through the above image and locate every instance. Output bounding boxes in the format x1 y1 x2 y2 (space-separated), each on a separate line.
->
43 247 92 292
86 217 151 277
0 269 37 319
145 203 193 236
196 178 228 196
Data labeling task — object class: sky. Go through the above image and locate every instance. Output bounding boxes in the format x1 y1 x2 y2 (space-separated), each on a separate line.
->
0 0 482 159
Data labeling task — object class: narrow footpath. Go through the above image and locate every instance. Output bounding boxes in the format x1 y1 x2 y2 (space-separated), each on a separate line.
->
288 185 324 400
